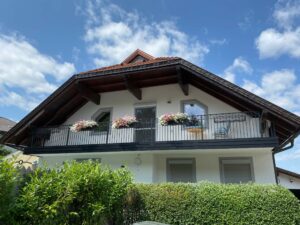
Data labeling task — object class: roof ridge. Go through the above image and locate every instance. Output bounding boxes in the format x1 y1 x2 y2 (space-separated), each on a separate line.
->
79 57 179 75
122 49 155 64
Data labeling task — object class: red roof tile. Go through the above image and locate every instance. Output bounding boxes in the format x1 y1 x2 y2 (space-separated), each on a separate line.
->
79 49 179 75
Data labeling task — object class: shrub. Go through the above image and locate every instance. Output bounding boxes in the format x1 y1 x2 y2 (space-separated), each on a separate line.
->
0 145 11 158
125 182 300 225
0 160 21 223
12 161 132 225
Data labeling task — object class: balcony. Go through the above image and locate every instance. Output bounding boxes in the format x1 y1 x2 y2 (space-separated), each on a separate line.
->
26 112 278 154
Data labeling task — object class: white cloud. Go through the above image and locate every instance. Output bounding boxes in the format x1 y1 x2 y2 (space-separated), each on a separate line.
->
0 34 76 111
222 57 252 83
276 149 300 162
83 0 209 67
238 10 254 31
242 69 300 111
256 28 300 59
273 0 300 29
256 0 300 59
0 90 40 111
209 38 227 45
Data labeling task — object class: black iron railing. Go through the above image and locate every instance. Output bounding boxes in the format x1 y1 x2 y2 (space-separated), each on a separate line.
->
30 112 275 148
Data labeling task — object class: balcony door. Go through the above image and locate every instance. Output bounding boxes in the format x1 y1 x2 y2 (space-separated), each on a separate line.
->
135 106 156 143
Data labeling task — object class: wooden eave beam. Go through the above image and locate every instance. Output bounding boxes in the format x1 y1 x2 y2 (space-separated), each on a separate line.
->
177 66 189 96
190 79 257 112
124 75 142 100
45 94 83 125
75 81 100 105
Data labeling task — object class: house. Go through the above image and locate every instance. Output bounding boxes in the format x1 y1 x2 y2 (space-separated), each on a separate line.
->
277 167 300 199
0 117 16 138
1 49 300 184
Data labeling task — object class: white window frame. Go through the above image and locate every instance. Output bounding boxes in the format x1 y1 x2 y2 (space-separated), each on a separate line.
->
166 158 196 183
181 99 208 128
219 157 255 183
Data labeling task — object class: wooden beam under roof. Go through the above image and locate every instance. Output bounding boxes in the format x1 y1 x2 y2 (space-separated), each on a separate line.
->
124 75 142 100
45 94 84 125
177 66 189 96
75 81 100 105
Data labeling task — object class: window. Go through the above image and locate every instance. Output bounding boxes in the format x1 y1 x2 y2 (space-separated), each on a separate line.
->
219 158 254 183
92 108 112 132
75 158 101 163
96 112 110 132
167 158 196 183
181 100 207 127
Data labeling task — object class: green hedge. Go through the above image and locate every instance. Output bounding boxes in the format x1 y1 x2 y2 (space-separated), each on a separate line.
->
125 183 300 225
8 161 132 225
0 160 21 222
1 160 300 225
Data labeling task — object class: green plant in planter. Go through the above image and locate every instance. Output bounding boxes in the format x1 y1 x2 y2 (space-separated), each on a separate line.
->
185 115 202 127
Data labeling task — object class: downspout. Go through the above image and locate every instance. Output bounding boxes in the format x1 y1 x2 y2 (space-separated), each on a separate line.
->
272 127 300 184
272 152 278 184
274 128 300 154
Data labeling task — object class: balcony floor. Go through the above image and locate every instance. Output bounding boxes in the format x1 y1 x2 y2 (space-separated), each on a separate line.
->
25 137 278 154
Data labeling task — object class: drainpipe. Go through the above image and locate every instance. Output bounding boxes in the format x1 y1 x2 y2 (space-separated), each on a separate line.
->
272 127 300 184
274 128 300 154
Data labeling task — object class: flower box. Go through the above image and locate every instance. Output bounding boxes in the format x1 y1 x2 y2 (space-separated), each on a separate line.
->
112 116 137 129
159 113 189 126
70 120 98 132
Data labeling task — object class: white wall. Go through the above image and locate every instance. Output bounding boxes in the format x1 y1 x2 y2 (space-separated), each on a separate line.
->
278 172 300 189
42 84 264 146
64 84 239 124
37 148 276 184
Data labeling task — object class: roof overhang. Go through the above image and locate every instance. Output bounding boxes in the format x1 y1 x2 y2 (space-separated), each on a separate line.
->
1 58 300 149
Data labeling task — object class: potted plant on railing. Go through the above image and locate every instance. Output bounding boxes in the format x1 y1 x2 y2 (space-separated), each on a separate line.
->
70 120 98 132
185 115 203 127
112 116 137 129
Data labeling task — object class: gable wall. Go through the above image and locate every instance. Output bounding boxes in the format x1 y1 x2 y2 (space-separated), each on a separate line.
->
64 84 239 124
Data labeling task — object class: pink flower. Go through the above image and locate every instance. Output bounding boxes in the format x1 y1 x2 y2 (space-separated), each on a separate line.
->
112 116 137 129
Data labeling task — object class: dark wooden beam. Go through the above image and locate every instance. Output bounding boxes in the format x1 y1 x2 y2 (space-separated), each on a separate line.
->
45 94 84 125
75 81 100 105
124 75 142 100
190 79 257 112
177 66 189 95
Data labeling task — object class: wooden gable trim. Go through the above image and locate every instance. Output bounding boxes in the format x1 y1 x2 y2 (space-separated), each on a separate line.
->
176 66 189 96
124 75 142 100
75 81 100 105
122 49 155 64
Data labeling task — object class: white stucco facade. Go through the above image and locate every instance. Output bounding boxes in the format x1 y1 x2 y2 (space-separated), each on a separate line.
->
35 83 277 184
37 147 276 184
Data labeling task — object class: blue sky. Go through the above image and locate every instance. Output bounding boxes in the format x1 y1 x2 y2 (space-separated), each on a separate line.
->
0 0 300 172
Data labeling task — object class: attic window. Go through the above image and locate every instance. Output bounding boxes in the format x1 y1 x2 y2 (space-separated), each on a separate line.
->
128 55 147 63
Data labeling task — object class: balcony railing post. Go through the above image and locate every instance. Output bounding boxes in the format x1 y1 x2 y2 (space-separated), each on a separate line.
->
66 127 70 146
259 112 263 138
106 122 109 144
30 125 35 147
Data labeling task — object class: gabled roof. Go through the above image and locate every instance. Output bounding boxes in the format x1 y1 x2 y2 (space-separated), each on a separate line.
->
277 167 300 179
1 50 300 149
122 49 155 64
79 49 178 75
0 117 16 132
